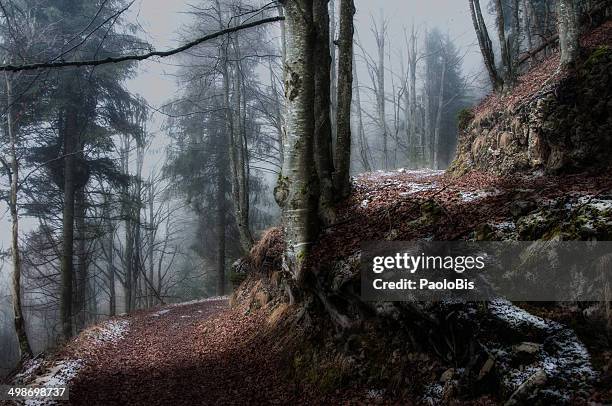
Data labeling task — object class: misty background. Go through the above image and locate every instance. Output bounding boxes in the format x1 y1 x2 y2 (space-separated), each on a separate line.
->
0 0 490 375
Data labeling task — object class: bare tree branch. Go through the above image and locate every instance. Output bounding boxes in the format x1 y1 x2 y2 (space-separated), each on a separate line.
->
0 16 285 72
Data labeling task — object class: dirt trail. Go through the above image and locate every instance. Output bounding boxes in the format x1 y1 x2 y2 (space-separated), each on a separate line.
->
65 299 297 405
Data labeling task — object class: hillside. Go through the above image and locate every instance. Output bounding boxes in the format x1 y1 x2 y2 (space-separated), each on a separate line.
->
449 21 612 176
7 168 612 405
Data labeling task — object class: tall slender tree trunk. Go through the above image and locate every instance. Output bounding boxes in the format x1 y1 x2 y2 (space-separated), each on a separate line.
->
215 1 253 253
495 0 510 82
132 140 145 310
334 0 355 198
121 135 133 313
352 51 371 172
313 0 336 224
558 0 580 68
60 82 79 340
329 0 338 141
408 25 418 162
276 0 319 286
469 0 503 91
523 0 534 54
232 45 254 251
375 16 388 169
5 72 33 358
216 150 226 296
511 0 521 78
148 183 155 308
105 195 116 316
433 54 447 170
215 131 227 296
74 187 87 330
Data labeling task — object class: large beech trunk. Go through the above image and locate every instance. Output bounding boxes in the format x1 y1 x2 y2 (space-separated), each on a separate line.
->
275 0 319 286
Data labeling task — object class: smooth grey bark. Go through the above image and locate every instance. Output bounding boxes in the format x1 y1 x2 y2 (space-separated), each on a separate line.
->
469 0 503 91
313 0 336 223
333 0 355 198
329 0 338 140
558 0 580 67
4 72 33 358
276 0 319 286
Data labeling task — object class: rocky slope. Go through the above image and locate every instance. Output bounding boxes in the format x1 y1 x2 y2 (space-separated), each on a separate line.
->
449 21 612 176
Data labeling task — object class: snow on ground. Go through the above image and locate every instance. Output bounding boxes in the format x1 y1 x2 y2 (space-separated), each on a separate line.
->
167 295 229 308
13 357 44 382
15 318 131 404
490 299 596 400
82 319 130 345
356 169 445 208
576 196 612 212
399 182 440 196
459 189 502 202
26 359 83 406
152 309 171 317
356 168 444 182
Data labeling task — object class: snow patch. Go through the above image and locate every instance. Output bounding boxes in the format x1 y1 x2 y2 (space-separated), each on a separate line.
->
168 296 229 308
490 299 596 401
493 221 516 232
576 196 612 212
83 319 130 345
26 359 83 406
490 298 555 331
459 189 502 202
399 182 439 196
152 309 171 317
13 358 44 382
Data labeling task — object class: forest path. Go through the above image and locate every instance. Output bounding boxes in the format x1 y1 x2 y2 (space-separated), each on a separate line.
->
67 298 294 405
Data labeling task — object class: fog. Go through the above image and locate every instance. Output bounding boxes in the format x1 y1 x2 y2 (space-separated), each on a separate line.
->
0 0 489 374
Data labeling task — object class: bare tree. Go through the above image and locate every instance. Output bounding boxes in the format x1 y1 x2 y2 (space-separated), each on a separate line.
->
313 0 336 224
352 50 372 172
371 13 389 169
3 71 33 358
469 0 502 91
333 0 355 198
